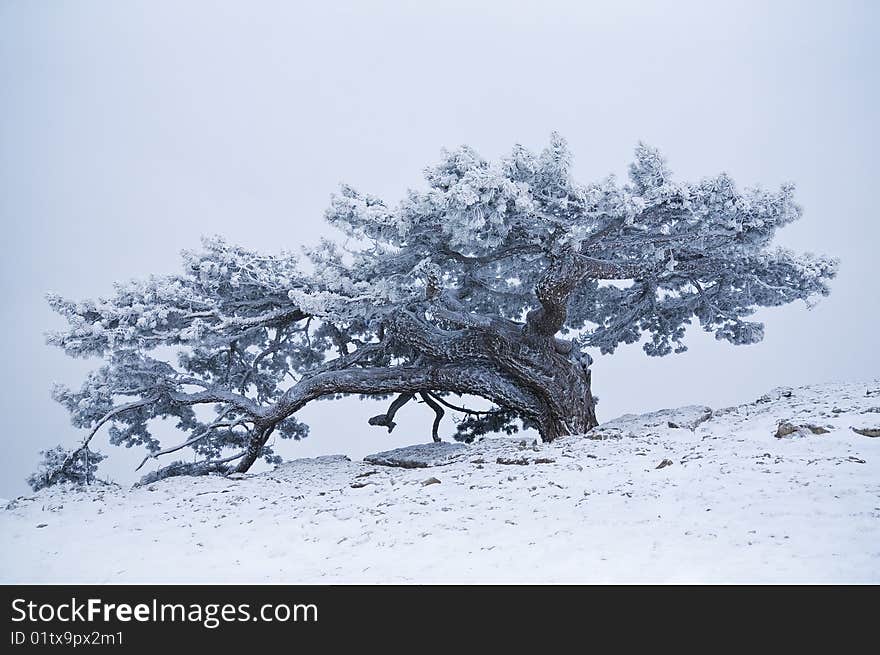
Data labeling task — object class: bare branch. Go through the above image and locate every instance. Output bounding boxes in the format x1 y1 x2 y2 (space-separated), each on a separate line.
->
368 392 415 432
134 407 246 471
425 392 503 417
419 391 445 443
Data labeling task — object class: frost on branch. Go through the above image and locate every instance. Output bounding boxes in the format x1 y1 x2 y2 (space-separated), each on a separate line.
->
43 136 836 484
28 445 106 491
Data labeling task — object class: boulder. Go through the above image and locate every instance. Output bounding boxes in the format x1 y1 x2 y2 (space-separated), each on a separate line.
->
756 387 794 404
602 405 712 433
775 421 830 438
364 442 468 468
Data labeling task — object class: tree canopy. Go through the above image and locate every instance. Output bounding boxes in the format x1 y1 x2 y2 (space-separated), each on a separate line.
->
39 135 836 487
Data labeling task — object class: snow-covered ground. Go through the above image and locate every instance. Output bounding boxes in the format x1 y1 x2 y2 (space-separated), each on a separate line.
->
2 381 878 583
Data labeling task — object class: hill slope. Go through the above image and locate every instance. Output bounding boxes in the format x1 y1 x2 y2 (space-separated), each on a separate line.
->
2 381 879 583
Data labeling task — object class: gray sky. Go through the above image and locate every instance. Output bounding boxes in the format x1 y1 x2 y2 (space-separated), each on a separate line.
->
1 0 877 498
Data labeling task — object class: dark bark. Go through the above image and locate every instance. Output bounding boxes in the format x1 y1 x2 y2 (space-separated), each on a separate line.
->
234 425 276 473
368 392 415 432
419 392 445 443
223 248 612 473
230 317 598 471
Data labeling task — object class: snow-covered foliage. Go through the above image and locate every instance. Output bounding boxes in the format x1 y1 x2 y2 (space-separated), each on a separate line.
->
45 135 836 482
27 445 106 491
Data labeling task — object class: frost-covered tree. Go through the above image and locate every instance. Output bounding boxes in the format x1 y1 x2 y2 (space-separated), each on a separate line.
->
45 135 836 481
28 445 106 491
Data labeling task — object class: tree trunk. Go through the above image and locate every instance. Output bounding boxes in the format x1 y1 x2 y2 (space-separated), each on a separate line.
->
545 371 598 440
520 347 598 441
234 425 275 473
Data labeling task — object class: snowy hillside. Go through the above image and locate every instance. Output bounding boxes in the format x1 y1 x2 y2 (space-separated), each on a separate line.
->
2 381 878 584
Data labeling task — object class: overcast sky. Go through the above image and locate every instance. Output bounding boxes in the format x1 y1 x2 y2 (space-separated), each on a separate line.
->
1 0 877 498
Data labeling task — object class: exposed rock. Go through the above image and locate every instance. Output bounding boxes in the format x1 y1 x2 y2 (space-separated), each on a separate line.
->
515 439 540 451
655 459 674 469
307 455 351 464
491 455 555 466
775 421 830 438
421 477 441 486
756 387 794 404
583 428 624 440
603 405 712 433
775 422 797 437
364 442 467 468
852 427 880 438
497 456 531 466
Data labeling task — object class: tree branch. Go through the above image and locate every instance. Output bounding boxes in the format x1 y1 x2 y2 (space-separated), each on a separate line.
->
46 394 160 485
265 363 545 428
368 392 414 432
167 387 261 417
425 392 503 416
134 408 246 471
419 392 444 442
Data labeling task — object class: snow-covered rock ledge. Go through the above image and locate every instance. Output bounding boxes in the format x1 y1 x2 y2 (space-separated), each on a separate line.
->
1 380 878 584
